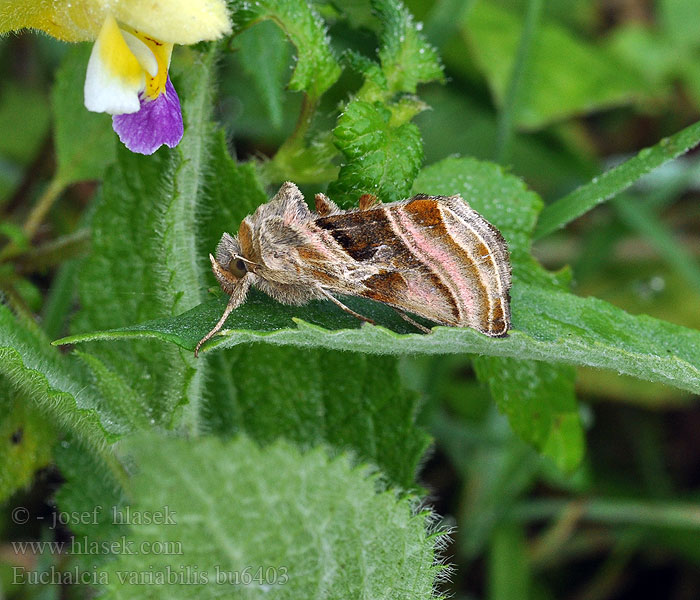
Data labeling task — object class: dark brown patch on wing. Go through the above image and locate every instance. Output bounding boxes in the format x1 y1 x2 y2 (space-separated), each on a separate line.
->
315 209 414 264
490 303 507 335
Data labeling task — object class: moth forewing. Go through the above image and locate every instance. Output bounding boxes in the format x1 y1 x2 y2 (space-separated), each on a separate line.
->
436 196 512 335
194 182 512 356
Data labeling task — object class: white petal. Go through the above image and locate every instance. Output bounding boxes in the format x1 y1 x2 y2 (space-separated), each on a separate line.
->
83 15 144 115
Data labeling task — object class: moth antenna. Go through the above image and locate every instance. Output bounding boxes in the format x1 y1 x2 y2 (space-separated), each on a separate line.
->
317 287 377 327
232 254 260 267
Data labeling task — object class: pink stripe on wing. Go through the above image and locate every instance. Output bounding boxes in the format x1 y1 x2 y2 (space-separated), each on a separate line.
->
388 206 476 320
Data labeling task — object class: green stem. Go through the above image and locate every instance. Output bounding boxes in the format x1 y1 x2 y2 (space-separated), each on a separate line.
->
512 498 700 529
488 523 530 600
16 229 90 273
23 177 66 238
529 500 586 565
276 93 317 158
495 0 543 163
0 177 66 262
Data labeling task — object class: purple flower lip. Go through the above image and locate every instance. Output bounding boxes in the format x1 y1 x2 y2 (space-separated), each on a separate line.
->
112 77 183 155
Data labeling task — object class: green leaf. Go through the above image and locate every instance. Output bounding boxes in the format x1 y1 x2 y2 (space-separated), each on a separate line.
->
55 244 700 397
197 131 268 256
230 0 342 100
0 303 115 451
0 383 55 503
99 435 444 599
53 436 127 547
72 46 220 432
328 100 423 204
534 119 700 239
349 0 444 114
72 150 190 428
462 2 645 129
74 350 150 433
472 357 584 472
372 0 444 95
604 25 678 98
205 345 430 489
52 44 116 185
236 20 291 129
57 157 700 396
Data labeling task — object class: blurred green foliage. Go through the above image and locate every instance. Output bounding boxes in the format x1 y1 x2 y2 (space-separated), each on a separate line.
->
2 0 700 599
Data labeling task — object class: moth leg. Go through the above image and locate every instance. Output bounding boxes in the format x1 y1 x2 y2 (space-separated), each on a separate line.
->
393 309 431 334
318 288 377 327
195 273 254 357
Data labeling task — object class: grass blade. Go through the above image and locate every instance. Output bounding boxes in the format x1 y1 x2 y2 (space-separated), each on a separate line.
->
495 0 544 163
534 119 700 239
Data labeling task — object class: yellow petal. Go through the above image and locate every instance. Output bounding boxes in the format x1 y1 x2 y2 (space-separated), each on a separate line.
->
1 0 231 44
112 0 231 45
126 29 174 99
0 0 103 41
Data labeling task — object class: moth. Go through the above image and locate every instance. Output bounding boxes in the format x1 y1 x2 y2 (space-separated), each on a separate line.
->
194 182 511 356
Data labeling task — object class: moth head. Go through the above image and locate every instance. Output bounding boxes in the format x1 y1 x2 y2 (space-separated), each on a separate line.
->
211 232 248 293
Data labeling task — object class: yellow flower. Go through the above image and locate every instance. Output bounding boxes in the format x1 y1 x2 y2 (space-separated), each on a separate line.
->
1 1 231 154
0 0 231 44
